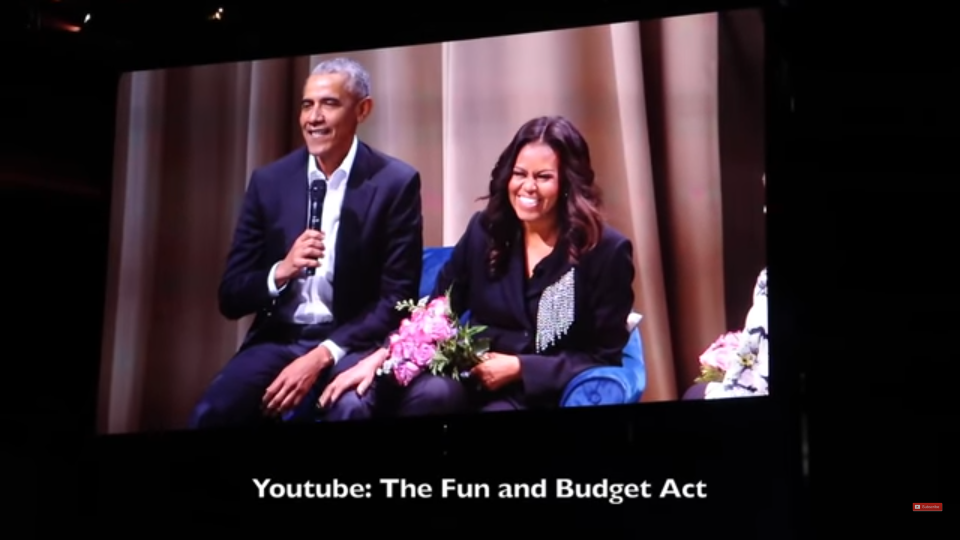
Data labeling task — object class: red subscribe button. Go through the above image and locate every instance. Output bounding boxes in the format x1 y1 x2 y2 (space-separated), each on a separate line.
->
913 503 942 512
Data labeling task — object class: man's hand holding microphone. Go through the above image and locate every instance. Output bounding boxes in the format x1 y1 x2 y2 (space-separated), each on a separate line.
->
273 230 326 289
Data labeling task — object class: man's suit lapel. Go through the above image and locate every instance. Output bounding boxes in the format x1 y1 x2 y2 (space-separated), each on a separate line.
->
279 148 310 252
333 142 379 299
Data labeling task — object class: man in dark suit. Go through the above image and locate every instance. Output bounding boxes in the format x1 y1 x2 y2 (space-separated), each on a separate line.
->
189 58 463 428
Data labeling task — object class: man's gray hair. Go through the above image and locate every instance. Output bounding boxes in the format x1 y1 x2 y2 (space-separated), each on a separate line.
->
310 57 371 100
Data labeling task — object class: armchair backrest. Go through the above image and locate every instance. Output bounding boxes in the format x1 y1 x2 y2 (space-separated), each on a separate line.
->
420 247 455 300
619 327 646 399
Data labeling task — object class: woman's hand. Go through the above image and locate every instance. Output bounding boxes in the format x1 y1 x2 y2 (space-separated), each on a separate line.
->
471 352 521 391
318 348 387 408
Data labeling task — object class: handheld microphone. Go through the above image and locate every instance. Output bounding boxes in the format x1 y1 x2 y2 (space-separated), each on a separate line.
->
305 178 327 277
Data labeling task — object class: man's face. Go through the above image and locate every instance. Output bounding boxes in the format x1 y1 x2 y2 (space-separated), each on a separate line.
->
299 73 370 161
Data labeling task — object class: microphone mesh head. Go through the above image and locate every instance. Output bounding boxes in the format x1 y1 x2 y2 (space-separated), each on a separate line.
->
309 179 326 230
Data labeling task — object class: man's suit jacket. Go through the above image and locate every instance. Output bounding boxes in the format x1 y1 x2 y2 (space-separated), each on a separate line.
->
434 211 636 408
218 142 424 354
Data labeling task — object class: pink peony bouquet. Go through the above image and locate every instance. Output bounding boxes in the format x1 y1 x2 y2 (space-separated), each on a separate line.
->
695 331 745 383
377 289 490 387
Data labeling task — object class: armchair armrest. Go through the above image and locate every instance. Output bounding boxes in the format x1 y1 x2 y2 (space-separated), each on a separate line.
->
560 366 640 407
560 326 646 407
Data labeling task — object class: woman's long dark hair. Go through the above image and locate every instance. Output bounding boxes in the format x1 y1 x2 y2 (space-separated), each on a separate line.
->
479 116 604 277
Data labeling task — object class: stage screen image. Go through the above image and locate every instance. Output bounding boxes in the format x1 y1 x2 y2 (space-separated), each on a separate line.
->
98 9 765 434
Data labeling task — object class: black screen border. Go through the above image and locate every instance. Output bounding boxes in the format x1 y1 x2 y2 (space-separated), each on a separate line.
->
11 0 804 534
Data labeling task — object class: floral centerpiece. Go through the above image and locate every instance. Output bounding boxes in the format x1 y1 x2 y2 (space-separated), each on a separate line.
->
695 331 754 383
696 327 768 398
697 268 769 398
377 289 491 386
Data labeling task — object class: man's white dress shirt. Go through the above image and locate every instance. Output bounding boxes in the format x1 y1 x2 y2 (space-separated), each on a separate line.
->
265 136 359 363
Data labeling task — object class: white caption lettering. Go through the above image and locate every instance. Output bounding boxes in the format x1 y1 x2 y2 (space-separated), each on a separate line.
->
554 478 651 504
658 479 708 498
497 480 548 498
441 478 491 498
252 478 370 499
380 478 434 498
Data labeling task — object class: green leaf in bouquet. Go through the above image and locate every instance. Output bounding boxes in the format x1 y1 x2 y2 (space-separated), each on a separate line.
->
429 353 451 377
465 325 487 337
439 285 456 316
694 365 725 383
395 298 419 312
474 338 491 356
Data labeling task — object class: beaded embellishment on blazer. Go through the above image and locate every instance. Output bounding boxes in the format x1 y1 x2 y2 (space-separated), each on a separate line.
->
535 268 576 352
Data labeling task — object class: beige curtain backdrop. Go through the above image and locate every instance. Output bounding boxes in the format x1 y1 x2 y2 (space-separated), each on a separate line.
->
99 11 765 434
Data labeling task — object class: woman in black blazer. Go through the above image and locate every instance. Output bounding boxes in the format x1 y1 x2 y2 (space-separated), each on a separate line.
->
321 115 637 412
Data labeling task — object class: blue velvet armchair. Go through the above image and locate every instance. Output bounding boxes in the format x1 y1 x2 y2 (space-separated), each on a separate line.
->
422 247 646 406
